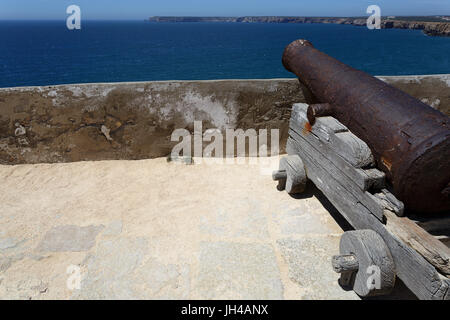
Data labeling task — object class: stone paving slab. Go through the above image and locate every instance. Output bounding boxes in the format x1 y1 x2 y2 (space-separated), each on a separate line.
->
0 157 359 300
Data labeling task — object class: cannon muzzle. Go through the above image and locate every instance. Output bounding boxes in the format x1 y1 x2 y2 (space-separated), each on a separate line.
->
283 39 450 214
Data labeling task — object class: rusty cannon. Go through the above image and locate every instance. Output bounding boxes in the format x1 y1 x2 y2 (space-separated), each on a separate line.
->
282 39 450 215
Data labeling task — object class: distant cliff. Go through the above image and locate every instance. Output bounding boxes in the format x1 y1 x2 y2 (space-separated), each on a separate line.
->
148 16 450 37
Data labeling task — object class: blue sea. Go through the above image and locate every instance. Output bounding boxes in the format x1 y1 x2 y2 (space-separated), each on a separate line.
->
1 20 450 88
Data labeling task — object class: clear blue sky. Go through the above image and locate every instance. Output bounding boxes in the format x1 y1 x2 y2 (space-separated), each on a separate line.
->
0 0 449 20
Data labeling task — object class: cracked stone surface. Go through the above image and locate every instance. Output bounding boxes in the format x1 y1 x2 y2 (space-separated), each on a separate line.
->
277 237 351 300
196 242 283 299
0 157 366 299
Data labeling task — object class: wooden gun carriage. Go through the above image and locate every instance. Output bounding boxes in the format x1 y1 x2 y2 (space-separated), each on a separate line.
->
273 39 450 299
273 103 450 299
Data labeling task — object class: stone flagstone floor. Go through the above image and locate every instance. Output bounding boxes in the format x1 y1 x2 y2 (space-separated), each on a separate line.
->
0 157 362 299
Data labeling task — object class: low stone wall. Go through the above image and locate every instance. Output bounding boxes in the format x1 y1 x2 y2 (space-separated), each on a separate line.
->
0 75 449 165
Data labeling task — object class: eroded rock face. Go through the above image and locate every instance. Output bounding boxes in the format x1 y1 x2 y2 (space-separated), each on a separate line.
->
0 80 303 164
382 20 450 37
0 76 448 165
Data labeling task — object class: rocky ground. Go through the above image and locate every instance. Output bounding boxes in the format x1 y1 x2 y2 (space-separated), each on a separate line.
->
0 157 417 300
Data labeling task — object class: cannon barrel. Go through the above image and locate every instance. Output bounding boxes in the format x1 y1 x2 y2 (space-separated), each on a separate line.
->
282 39 450 214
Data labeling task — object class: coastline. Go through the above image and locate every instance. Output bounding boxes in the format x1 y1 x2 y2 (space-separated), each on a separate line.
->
148 16 450 37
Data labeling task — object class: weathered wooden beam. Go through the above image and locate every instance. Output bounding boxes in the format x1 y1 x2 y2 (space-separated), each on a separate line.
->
291 103 374 168
290 104 404 218
385 210 450 277
286 103 450 299
291 105 386 191
289 129 388 220
287 136 449 299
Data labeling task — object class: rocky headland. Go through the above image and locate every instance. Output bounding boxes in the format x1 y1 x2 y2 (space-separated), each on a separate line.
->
149 16 450 37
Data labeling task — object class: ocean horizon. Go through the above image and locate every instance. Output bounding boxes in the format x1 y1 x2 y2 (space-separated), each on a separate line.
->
1 20 450 88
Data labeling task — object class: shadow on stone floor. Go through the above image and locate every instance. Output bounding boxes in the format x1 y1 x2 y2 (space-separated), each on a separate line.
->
290 181 418 300
289 181 353 232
